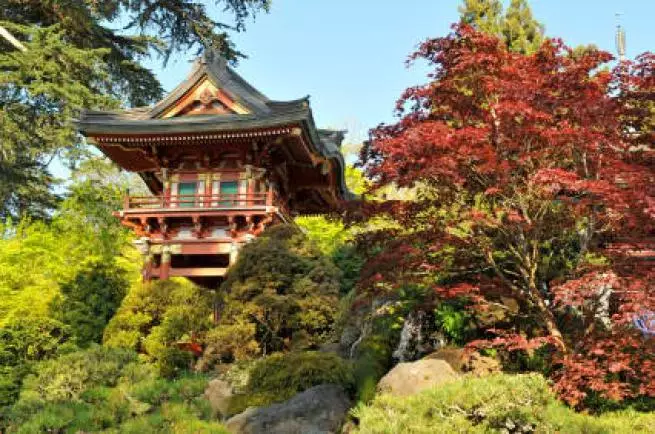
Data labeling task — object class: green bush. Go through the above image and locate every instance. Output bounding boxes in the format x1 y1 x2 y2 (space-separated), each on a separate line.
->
352 373 655 433
50 259 129 347
218 225 341 358
228 351 354 414
13 346 137 409
129 374 208 406
199 321 260 368
104 279 212 376
0 316 75 408
5 346 225 433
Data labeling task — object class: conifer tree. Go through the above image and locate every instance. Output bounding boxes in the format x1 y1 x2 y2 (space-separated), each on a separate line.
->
502 0 544 54
459 0 504 36
459 0 545 54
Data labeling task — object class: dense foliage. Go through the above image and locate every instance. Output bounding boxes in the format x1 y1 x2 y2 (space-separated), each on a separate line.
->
104 279 213 377
4 346 226 433
357 23 655 407
0 165 139 411
227 351 354 414
459 0 544 54
353 373 655 433
208 225 342 361
1 1 654 431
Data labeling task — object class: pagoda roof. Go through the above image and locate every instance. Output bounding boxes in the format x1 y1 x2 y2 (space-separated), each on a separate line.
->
77 52 353 203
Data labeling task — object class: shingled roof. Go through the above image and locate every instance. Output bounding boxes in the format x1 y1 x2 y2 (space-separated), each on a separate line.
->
77 51 352 201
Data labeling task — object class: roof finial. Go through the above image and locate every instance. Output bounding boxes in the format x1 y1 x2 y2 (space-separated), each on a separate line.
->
615 13 626 62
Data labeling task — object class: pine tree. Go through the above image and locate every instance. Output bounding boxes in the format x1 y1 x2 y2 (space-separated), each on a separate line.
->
459 0 545 54
502 0 544 54
458 0 504 36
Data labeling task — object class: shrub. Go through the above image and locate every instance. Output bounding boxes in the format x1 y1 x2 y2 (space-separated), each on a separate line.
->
199 321 260 368
217 225 341 358
50 259 129 347
14 346 137 408
352 373 655 433
128 373 209 406
6 349 224 433
0 317 74 408
434 299 475 345
228 351 354 414
104 279 212 376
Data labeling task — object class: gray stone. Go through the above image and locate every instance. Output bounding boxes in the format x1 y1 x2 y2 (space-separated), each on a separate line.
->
225 384 351 434
377 359 459 396
204 378 233 417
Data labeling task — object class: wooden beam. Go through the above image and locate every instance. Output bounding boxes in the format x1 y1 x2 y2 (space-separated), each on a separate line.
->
168 267 228 277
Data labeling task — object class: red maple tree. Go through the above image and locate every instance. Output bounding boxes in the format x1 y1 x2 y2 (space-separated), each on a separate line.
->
357 24 655 407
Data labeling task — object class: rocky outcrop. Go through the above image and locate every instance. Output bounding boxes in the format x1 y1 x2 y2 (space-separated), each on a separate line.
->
204 378 233 417
376 359 458 396
225 384 351 434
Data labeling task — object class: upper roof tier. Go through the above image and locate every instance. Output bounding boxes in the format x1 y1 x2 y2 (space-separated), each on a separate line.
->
77 51 352 210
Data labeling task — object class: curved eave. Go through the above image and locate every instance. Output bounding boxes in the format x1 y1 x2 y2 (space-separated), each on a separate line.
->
77 108 311 135
77 113 352 203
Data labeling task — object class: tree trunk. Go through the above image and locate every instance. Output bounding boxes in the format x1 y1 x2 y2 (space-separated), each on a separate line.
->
529 283 567 353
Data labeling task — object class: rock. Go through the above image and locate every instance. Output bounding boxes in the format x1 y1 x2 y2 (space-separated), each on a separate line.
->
377 359 458 396
318 342 341 354
204 378 233 417
225 384 351 434
426 347 467 373
338 322 362 356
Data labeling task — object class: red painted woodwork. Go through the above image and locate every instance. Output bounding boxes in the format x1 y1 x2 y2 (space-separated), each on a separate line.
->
78 56 349 286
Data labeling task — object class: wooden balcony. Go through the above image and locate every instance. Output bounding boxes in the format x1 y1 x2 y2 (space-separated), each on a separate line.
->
117 188 289 219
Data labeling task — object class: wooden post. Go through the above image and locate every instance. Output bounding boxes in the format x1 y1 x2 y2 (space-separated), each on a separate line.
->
266 183 274 207
143 253 153 282
160 246 171 280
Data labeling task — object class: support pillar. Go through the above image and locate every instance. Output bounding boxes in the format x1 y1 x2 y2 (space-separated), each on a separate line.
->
160 245 171 280
143 253 154 282
229 242 239 266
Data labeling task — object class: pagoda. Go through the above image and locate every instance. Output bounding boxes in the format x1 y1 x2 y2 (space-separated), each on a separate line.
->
78 52 350 286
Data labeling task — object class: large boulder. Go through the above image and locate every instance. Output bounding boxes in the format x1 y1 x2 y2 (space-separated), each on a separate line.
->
225 384 351 434
204 378 233 417
377 359 458 396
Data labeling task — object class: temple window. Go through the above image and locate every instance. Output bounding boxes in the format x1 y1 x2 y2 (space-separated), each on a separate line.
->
178 182 196 207
219 180 239 206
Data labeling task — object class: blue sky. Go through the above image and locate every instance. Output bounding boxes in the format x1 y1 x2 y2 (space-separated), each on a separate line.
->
143 0 655 151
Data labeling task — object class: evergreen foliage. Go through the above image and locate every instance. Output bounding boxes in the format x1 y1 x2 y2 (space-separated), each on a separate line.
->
51 260 129 347
210 226 341 360
0 317 73 409
459 0 544 54
502 0 544 54
352 373 655 433
4 346 226 433
459 0 503 37
227 351 354 415
103 279 213 376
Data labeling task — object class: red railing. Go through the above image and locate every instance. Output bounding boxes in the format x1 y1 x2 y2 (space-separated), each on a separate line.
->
123 192 274 210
